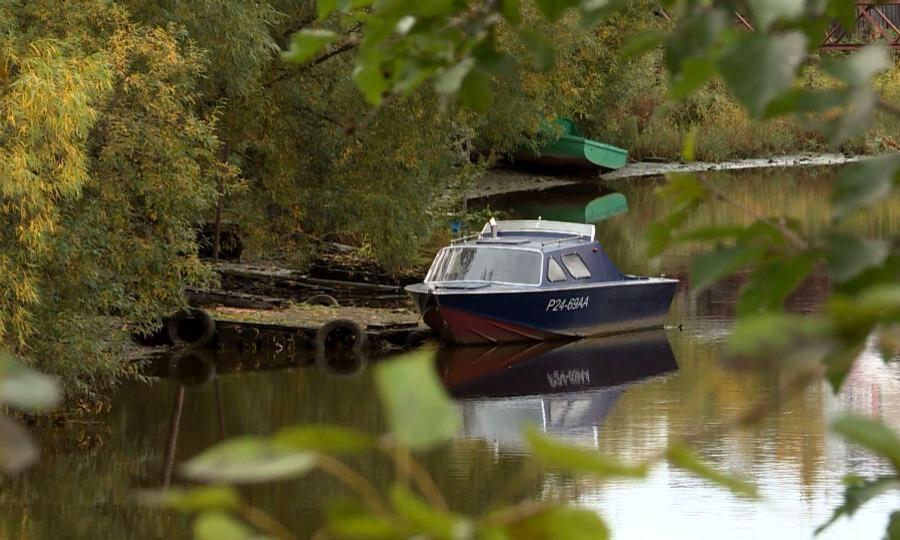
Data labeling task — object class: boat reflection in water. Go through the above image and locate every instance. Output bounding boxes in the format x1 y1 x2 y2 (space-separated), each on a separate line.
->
436 329 678 448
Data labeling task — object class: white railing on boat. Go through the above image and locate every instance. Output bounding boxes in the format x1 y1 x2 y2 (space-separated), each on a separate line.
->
540 235 584 247
479 220 595 241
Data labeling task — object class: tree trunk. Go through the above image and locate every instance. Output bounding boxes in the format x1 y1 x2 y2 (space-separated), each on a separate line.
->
212 144 229 261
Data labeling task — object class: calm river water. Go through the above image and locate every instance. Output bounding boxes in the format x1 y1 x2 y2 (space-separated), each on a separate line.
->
2 167 898 539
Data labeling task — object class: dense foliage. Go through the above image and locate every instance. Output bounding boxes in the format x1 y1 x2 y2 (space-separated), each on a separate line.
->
154 0 897 538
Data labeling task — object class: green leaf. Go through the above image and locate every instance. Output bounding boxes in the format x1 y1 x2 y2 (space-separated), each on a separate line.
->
690 243 765 293
748 0 804 30
726 313 829 362
664 9 727 76
823 336 868 391
374 352 460 451
390 485 471 539
535 0 576 22
138 486 242 513
318 0 347 19
620 30 666 59
645 173 709 258
526 427 647 478
736 255 816 316
764 87 849 118
832 415 900 470
577 0 625 27
888 511 900 540
326 499 402 539
666 442 759 498
825 233 890 283
180 437 316 484
824 44 890 86
831 154 900 221
274 426 375 454
282 29 339 63
829 284 900 332
353 61 389 105
827 0 858 29
519 29 556 72
499 0 521 26
458 69 494 112
718 32 807 118
670 56 716 101
675 225 746 242
815 476 900 535
435 59 475 95
193 511 257 540
0 351 60 411
504 506 608 540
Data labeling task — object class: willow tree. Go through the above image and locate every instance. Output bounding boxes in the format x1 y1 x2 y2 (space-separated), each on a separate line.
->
0 1 223 399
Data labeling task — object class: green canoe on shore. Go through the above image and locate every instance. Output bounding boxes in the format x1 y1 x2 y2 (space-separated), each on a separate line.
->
521 118 628 172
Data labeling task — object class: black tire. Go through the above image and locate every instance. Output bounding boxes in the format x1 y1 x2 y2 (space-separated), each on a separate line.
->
315 348 368 377
306 294 340 307
314 319 367 354
166 308 216 347
168 348 216 386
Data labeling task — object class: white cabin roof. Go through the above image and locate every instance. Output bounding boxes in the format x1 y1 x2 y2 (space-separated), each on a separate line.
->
480 220 595 241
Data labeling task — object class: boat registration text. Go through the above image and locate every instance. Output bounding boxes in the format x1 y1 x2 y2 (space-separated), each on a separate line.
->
545 296 589 312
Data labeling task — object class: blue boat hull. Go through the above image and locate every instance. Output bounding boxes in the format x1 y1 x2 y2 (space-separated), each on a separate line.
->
406 279 678 345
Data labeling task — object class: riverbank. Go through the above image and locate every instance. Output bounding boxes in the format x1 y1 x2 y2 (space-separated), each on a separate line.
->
468 153 866 199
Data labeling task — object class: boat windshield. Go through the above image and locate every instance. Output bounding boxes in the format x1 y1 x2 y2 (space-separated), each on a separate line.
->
426 247 541 285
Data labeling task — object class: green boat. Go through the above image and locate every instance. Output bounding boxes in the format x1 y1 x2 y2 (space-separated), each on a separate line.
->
521 118 628 172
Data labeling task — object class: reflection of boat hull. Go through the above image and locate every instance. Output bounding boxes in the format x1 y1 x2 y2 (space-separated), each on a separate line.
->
407 279 677 345
439 330 678 398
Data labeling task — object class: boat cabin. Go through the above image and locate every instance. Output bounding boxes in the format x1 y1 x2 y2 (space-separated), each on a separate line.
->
425 220 626 289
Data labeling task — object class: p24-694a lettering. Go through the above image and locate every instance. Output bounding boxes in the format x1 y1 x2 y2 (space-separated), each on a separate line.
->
545 296 589 312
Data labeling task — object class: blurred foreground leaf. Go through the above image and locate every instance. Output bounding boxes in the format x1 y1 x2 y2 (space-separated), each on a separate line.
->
390 484 471 539
815 475 900 535
326 499 401 539
832 415 900 471
282 29 339 63
666 443 759 498
690 244 765 293
138 486 242 513
825 234 890 283
526 427 647 478
736 255 815 316
181 437 316 484
726 313 829 362
718 32 807 118
374 352 460 451
274 426 374 454
831 155 900 221
505 506 609 540
0 350 60 411
194 511 259 540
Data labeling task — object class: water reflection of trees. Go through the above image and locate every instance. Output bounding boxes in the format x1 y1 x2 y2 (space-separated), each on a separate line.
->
1 332 897 537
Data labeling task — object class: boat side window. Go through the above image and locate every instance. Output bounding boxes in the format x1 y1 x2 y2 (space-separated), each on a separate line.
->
562 253 591 279
547 258 567 282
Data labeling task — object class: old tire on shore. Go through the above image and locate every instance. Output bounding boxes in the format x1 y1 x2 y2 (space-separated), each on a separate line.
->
306 294 340 307
314 318 367 354
167 308 216 347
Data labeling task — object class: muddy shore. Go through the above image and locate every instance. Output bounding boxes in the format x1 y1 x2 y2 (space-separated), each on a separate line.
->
469 153 865 200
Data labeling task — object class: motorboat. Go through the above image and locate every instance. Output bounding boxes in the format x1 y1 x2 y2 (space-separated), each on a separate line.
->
405 219 678 345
